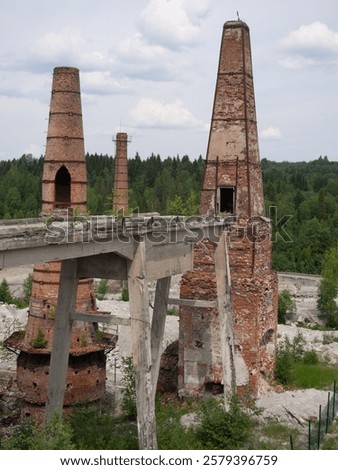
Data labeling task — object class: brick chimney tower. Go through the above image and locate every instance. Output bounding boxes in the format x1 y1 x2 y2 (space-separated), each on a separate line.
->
10 68 109 420
41 67 87 215
112 132 129 213
179 21 278 398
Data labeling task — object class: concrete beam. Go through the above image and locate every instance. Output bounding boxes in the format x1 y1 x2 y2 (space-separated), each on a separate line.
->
168 298 218 308
70 311 131 326
145 241 193 280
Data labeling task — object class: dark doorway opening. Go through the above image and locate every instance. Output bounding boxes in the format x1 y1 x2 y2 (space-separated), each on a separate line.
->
219 187 235 214
204 382 224 396
55 166 71 208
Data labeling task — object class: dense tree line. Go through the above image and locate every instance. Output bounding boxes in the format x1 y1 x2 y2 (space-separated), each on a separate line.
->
262 156 338 274
0 153 338 275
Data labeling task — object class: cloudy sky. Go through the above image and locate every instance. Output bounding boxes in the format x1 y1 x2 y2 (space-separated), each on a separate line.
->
0 0 337 162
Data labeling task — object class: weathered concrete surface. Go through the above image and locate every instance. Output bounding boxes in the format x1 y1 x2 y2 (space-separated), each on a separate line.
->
278 272 321 323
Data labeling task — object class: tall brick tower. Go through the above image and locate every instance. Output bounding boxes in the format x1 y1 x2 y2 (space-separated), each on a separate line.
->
112 132 129 212
10 67 107 420
179 21 278 397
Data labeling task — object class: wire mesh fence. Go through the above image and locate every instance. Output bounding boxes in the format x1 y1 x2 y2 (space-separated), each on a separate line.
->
307 380 337 450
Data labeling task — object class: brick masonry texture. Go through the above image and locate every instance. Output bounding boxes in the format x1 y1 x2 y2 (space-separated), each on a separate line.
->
41 67 87 214
179 21 278 398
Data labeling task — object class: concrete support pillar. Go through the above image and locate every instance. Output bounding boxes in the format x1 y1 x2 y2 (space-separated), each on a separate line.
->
214 232 235 410
151 276 171 401
128 241 157 450
45 259 78 422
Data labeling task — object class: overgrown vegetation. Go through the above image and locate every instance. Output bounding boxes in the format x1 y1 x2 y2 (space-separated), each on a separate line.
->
275 333 338 389
31 329 48 349
120 357 137 420
95 278 109 300
1 413 74 450
2 391 315 450
321 420 338 450
1 354 336 450
67 399 138 450
121 284 129 302
317 247 338 328
195 398 253 450
0 396 256 450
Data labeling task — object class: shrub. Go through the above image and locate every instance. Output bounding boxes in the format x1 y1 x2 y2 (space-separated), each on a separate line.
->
167 308 178 316
275 345 296 385
156 398 201 450
278 289 296 324
32 329 48 349
302 350 319 365
95 278 109 300
0 279 13 304
121 285 129 302
195 398 253 450
275 335 306 385
22 274 33 304
2 413 74 450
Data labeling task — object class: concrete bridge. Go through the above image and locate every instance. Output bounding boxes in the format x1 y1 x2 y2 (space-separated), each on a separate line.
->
0 214 232 449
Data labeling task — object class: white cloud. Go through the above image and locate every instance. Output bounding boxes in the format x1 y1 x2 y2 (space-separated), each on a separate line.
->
261 126 282 140
0 72 50 101
282 22 338 53
280 22 338 68
129 97 205 129
32 29 114 71
81 71 129 96
117 33 168 62
115 33 174 80
115 32 191 81
279 56 315 70
138 0 211 49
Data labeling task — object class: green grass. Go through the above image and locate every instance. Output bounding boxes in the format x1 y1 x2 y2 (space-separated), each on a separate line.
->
321 420 338 450
294 363 338 389
252 421 301 450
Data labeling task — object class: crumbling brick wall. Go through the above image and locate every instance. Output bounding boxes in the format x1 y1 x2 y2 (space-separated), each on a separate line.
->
179 21 278 398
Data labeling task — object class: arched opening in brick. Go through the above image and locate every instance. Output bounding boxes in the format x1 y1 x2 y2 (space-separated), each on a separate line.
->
55 166 71 208
260 329 275 346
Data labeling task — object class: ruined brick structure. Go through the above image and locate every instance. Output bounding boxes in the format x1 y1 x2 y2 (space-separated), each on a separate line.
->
6 67 110 420
112 132 129 212
179 21 278 397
